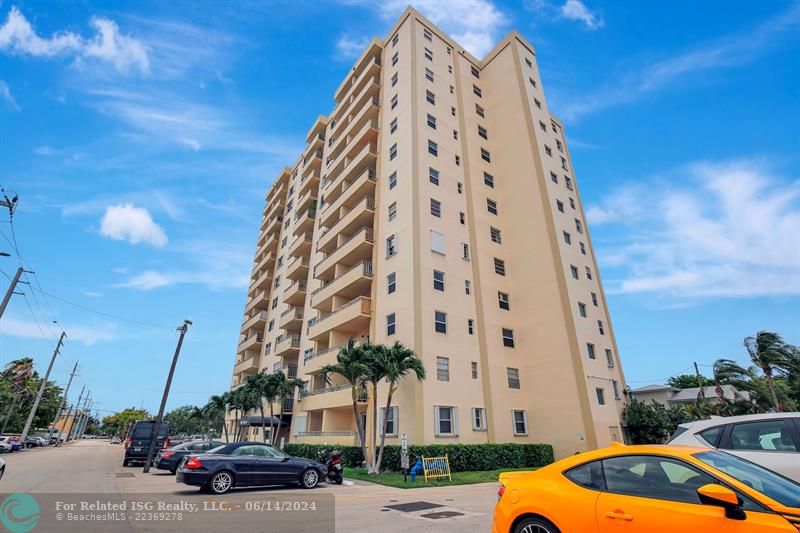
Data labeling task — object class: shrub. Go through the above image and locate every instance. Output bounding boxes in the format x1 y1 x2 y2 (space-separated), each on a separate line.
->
284 442 553 471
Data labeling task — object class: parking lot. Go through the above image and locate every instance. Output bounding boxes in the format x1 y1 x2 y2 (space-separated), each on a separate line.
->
0 439 496 532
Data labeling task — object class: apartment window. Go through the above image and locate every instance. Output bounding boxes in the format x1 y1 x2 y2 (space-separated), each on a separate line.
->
598 320 605 335
464 280 471 295
579 242 586 255
435 406 456 435
471 361 478 379
494 258 506 276
391 34 398 47
430 198 441 218
561 157 569 171
557 200 564 212
612 380 621 399
434 311 447 333
380 406 398 436
481 148 491 162
471 65 480 78
475 103 485 117
388 202 397 221
387 272 396 294
575 218 583 233
424 47 433 61
426 89 435 104
452 129 458 139
478 125 488 140
448 64 452 73
585 266 593 280
274 274 281 288
467 319 474 335
387 313 396 335
550 172 558 184
436 357 449 381
525 57 532 67
552 122 559 134
483 172 494 188
565 176 574 190
427 113 437 129
389 171 398 189
502 328 515 347
392 52 398 66
539 121 547 132
386 234 398 257
454 155 460 166
271 297 278 309
529 77 537 88
498 291 510 310
507 368 520 389
512 410 528 435
391 72 398 86
428 140 438 156
461 242 470 260
545 145 552 157
490 227 502 244
390 117 397 133
587 343 596 360
281 236 287 247
570 265 579 279
591 292 598 306
389 143 397 160
563 231 571 245
606 349 615 368
557 139 564 152
268 319 274 331
473 84 482 97
425 68 434 82
431 230 446 255
451 106 456 116
534 98 542 109
457 182 463 194
487 199 498 215
570 197 576 209
428 167 439 185
423 28 432 41
578 302 587 317
459 212 465 225
472 408 486 430
391 94 398 110
596 388 606 405
433 270 445 291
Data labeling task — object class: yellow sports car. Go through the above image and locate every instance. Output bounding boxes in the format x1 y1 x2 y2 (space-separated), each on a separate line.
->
493 443 800 532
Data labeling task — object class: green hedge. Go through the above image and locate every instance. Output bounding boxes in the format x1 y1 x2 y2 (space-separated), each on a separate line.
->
284 442 553 472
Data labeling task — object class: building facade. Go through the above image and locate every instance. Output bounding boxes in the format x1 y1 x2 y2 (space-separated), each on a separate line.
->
228 7 626 458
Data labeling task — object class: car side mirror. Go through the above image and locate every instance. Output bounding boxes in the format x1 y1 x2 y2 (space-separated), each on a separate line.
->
697 484 746 520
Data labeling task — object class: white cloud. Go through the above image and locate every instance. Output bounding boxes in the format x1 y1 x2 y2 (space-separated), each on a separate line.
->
33 145 54 155
0 315 116 345
99 203 168 247
179 137 201 151
335 33 370 60
0 80 19 111
560 0 604 30
0 6 149 74
591 159 800 299
117 270 171 290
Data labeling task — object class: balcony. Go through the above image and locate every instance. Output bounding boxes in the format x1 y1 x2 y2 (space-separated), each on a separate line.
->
288 233 313 258
303 344 345 374
314 226 373 281
241 310 268 333
320 167 376 228
278 306 304 331
264 213 283 236
297 188 317 215
264 199 285 222
274 334 301 357
233 355 259 376
294 431 358 446
298 170 320 196
244 289 269 313
286 256 310 281
316 196 375 254
237 332 264 355
283 279 307 306
292 207 316 237
307 296 371 342
334 46 381 106
282 398 294 413
254 238 278 269
249 268 272 292
327 108 378 175
311 261 372 312
299 383 368 411
303 150 323 173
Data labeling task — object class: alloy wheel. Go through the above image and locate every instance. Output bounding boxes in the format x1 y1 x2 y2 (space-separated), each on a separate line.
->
211 472 232 494
302 469 318 488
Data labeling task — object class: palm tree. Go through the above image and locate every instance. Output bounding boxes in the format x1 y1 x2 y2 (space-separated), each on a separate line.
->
244 373 273 443
712 359 752 401
204 394 229 442
318 339 370 466
360 342 387 474
372 342 425 473
269 371 305 447
744 331 794 411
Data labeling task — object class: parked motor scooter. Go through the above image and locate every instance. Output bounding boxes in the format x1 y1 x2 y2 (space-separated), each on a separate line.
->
318 449 344 484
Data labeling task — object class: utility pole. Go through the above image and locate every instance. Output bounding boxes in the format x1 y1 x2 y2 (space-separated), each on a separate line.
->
78 399 94 439
48 362 78 442
21 331 66 441
76 394 91 439
694 362 707 400
143 320 191 473
0 386 27 434
0 267 24 321
65 385 85 442
57 404 72 443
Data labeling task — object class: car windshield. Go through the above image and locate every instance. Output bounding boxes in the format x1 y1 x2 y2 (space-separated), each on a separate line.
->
694 450 800 507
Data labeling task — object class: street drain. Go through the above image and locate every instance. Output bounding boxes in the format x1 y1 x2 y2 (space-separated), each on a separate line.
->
115 473 135 478
385 502 443 513
421 511 464 519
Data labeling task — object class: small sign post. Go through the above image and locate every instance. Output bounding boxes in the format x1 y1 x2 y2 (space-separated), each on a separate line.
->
400 433 409 483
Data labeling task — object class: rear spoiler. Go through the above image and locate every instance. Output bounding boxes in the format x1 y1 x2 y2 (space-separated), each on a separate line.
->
498 471 536 484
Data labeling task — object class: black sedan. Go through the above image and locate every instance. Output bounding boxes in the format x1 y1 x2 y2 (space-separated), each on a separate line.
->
176 442 327 494
154 440 224 474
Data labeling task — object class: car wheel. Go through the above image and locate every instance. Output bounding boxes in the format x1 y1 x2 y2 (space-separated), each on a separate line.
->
300 468 319 489
208 471 234 495
514 516 560 533
170 466 177 475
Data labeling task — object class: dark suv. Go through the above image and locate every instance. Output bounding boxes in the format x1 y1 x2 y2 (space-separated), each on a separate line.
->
123 420 170 466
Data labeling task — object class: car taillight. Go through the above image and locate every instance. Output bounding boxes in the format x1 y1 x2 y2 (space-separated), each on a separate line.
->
332 458 340 465
161 451 174 458
185 457 202 469
125 437 132 449
497 485 505 501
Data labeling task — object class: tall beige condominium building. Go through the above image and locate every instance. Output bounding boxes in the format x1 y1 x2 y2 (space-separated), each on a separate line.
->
229 7 626 458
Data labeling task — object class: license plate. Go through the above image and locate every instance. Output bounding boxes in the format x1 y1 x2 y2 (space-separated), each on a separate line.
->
133 447 142 451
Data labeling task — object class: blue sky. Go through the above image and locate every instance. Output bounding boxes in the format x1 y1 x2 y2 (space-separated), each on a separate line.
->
0 0 798 416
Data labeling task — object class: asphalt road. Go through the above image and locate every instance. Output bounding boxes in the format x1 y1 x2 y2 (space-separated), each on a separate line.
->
0 440 497 532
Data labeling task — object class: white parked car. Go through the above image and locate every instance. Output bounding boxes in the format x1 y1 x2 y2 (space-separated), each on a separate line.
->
0 440 11 454
667 412 800 481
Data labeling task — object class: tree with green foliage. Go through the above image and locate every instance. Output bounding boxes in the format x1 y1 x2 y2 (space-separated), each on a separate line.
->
202 395 228 441
101 408 150 436
269 371 304 446
666 374 713 389
744 331 796 411
164 405 203 434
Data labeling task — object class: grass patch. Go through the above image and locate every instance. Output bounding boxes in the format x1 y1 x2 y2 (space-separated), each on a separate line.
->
344 467 538 489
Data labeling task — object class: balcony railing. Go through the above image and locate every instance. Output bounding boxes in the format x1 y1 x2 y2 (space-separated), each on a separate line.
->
311 261 372 296
304 344 344 363
307 296 370 328
280 306 303 320
318 196 374 245
282 398 294 412
300 383 352 397
297 431 355 437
